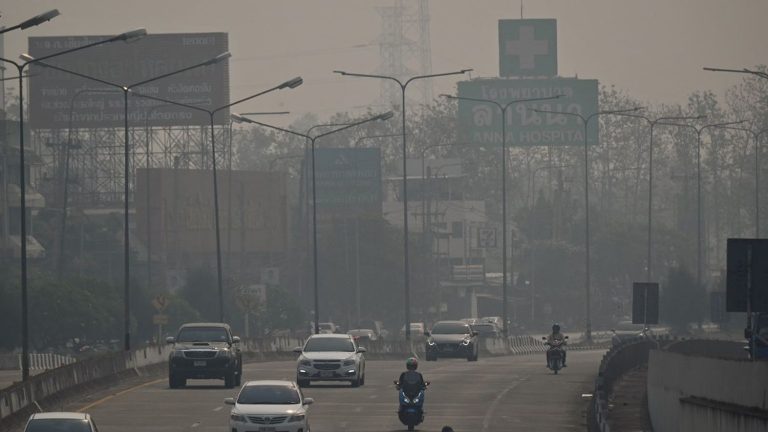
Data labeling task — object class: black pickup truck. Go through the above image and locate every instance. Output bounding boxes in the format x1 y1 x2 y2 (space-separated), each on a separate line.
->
166 322 242 388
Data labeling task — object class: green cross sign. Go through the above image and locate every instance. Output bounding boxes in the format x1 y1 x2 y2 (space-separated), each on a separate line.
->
499 19 557 77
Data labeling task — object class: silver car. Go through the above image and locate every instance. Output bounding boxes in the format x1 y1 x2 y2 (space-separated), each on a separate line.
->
294 334 366 387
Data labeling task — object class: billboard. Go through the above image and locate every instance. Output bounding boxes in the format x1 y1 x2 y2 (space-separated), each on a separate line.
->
310 148 382 219
135 168 287 256
457 78 599 147
726 239 768 312
27 33 229 129
499 19 557 77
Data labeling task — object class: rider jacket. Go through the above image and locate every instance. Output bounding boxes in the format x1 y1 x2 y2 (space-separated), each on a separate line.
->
398 370 426 399
546 332 565 344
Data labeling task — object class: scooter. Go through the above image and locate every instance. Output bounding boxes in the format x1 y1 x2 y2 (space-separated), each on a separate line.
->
543 336 568 374
394 380 429 431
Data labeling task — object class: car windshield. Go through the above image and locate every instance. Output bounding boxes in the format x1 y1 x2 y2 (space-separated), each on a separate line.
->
237 385 301 405
472 324 496 334
304 337 355 352
431 322 470 334
177 327 229 343
25 419 92 432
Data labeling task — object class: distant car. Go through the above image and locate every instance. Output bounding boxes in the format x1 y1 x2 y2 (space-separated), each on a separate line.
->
318 322 338 334
470 322 500 339
225 380 313 432
400 322 426 338
425 320 478 361
461 318 480 325
481 316 502 327
294 334 367 387
166 322 242 389
348 328 377 343
357 319 388 340
24 412 99 432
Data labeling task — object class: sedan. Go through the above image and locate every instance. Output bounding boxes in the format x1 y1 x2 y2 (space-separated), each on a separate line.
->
24 413 99 432
225 380 313 432
294 334 366 387
425 320 479 361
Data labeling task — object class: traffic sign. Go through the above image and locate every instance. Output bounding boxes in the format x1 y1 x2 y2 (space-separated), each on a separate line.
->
152 295 170 312
457 78 599 147
726 239 768 312
477 227 497 248
499 19 557 77
309 148 382 219
632 282 659 325
153 314 169 325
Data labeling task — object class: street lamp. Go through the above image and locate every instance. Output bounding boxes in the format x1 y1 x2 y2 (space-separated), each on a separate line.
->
334 68 471 343
711 125 768 238
611 113 704 282
657 120 744 292
130 76 303 323
231 111 394 335
23 48 231 350
2 27 147 380
441 94 561 338
703 67 768 81
0 9 60 34
533 107 643 342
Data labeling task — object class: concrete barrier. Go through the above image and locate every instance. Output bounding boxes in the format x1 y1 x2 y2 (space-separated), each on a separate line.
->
647 349 768 432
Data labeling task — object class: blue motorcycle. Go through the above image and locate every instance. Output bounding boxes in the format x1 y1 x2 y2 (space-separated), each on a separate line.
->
394 380 429 431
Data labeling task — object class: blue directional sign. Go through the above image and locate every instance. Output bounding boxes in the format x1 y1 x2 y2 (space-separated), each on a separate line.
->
311 148 382 218
499 19 557 77
457 78 599 147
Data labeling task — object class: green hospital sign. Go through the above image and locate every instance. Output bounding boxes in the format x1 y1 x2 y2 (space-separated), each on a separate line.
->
457 78 599 147
499 19 557 77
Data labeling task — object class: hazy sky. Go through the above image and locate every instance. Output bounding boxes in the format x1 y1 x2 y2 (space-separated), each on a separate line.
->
2 0 766 125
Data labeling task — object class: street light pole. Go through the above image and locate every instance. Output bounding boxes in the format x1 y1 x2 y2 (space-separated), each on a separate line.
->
231 111 394 335
0 9 59 35
24 48 231 349
3 27 147 379
534 107 642 342
334 69 471 343
612 113 703 281
441 94 560 338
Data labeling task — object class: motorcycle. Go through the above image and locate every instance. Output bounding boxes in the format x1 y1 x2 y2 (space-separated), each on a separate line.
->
394 380 429 431
543 336 568 374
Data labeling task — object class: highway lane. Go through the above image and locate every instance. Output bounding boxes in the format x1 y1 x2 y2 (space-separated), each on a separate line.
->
31 350 602 432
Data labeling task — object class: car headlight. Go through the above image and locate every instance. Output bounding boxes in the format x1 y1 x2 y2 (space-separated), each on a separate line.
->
342 359 355 366
287 414 305 423
299 358 312 366
427 339 436 346
230 413 246 423
461 338 471 345
413 397 420 403
171 350 184 358
218 349 232 358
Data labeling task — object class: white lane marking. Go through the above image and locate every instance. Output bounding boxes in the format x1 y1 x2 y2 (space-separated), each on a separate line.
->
481 379 524 432
368 394 377 399
213 406 223 412
340 421 349 429
190 422 200 428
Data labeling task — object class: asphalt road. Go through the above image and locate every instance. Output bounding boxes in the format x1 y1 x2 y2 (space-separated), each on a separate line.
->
32 350 602 432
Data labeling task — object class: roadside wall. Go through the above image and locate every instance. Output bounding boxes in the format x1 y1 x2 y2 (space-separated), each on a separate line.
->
647 350 768 432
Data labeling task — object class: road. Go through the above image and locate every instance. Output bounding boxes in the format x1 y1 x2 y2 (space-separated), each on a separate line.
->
26 350 602 432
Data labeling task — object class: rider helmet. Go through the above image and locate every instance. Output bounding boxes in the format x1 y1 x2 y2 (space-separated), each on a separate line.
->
406 357 418 370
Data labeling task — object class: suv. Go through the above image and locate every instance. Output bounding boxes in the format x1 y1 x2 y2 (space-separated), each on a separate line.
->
294 334 366 388
167 322 242 389
425 320 478 361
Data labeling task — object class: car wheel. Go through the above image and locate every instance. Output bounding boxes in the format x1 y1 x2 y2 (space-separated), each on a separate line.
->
351 376 361 388
224 372 235 389
360 372 365 386
168 374 177 389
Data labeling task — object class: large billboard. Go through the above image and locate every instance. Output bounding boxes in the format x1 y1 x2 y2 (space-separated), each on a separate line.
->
135 168 287 256
310 148 382 219
457 78 599 147
27 33 229 129
499 19 557 77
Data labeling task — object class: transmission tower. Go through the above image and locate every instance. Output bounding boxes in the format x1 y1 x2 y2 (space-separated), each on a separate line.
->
376 0 433 108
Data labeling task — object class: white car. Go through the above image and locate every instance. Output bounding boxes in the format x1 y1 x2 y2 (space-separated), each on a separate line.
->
225 380 313 432
294 334 366 387
24 412 99 432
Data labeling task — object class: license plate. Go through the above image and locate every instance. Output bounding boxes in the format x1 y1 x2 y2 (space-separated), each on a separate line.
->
258 427 276 432
193 361 206 367
320 370 334 377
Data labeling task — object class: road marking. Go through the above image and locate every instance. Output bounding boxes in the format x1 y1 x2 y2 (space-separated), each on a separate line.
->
77 378 165 412
190 422 200 428
481 378 525 432
213 406 223 412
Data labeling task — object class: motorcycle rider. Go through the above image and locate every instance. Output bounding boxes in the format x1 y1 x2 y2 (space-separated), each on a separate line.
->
397 357 427 397
545 323 567 367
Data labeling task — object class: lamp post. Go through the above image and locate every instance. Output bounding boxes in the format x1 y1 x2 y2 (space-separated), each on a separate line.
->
611 113 704 282
2 27 147 379
130 77 302 323
333 69 471 342
656 120 744 292
711 125 768 238
533 107 642 342
231 111 394 335
24 48 231 349
703 67 768 81
0 9 59 35
441 94 561 337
